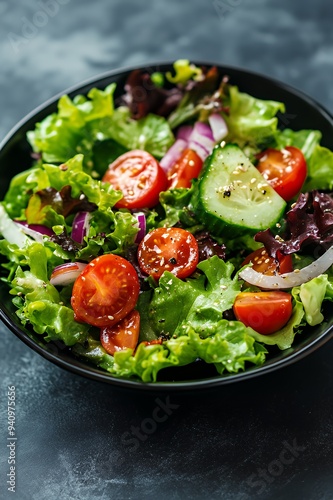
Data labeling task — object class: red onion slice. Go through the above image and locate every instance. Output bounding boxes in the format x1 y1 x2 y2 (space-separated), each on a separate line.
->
208 113 228 142
50 262 87 286
133 212 146 243
188 140 211 161
188 122 215 160
159 139 187 172
191 121 214 141
177 125 193 142
162 120 216 170
72 212 91 244
239 246 333 289
15 221 53 243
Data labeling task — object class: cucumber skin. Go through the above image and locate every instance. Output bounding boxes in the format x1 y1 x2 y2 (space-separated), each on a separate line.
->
193 144 286 238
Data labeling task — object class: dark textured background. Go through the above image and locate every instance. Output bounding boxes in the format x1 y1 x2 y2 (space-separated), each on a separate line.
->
1 1 333 499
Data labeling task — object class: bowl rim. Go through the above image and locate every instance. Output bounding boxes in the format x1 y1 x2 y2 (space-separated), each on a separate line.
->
1 59 333 391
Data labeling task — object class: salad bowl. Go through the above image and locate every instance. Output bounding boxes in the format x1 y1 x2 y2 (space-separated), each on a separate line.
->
1 61 333 391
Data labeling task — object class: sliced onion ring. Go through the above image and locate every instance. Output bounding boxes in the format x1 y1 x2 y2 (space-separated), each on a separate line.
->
208 113 228 142
15 221 53 242
188 122 215 160
133 212 146 243
163 121 216 169
191 121 214 141
159 138 187 172
188 140 211 161
239 246 333 289
72 212 91 244
50 262 87 286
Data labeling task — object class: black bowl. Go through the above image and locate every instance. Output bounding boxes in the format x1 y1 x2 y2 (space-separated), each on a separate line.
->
1 61 333 391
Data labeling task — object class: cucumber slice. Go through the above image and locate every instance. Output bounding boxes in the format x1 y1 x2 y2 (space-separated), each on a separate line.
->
195 143 286 236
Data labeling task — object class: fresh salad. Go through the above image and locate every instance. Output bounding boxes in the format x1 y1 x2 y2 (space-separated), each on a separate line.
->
1 59 333 383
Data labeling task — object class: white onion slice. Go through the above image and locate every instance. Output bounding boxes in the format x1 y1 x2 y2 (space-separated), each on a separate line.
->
208 113 228 142
239 246 333 289
50 262 87 286
159 139 187 172
72 212 91 244
0 205 30 247
133 212 146 243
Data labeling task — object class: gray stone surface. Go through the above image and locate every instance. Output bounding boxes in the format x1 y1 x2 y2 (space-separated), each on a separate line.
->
1 0 333 499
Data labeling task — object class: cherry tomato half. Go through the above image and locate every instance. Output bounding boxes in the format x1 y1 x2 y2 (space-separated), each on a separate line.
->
241 247 293 276
138 227 199 280
256 146 307 201
100 310 140 355
233 291 293 335
71 254 140 327
103 150 167 209
167 148 203 189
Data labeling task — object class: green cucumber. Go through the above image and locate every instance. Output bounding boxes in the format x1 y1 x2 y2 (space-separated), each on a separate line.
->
194 143 286 236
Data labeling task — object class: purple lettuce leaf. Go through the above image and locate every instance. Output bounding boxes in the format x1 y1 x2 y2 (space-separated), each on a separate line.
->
255 191 333 257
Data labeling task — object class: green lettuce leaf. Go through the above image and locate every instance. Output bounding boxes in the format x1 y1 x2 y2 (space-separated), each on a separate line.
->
274 128 322 161
77 209 138 259
106 107 174 159
92 139 128 177
299 274 329 326
303 144 333 192
72 335 115 372
42 154 122 207
146 185 200 230
224 86 285 149
58 84 116 125
26 84 174 170
138 256 242 338
166 59 203 85
27 84 116 168
7 242 89 346
2 155 138 260
3 167 50 219
108 322 266 382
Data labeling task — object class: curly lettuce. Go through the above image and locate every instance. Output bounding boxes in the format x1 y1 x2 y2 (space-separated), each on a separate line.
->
27 84 175 172
4 241 89 346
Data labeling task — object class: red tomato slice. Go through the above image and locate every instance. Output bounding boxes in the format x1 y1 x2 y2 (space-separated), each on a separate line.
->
233 291 293 335
71 254 140 327
100 310 140 355
241 247 293 276
102 150 167 209
137 227 199 280
167 148 203 189
256 146 307 201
